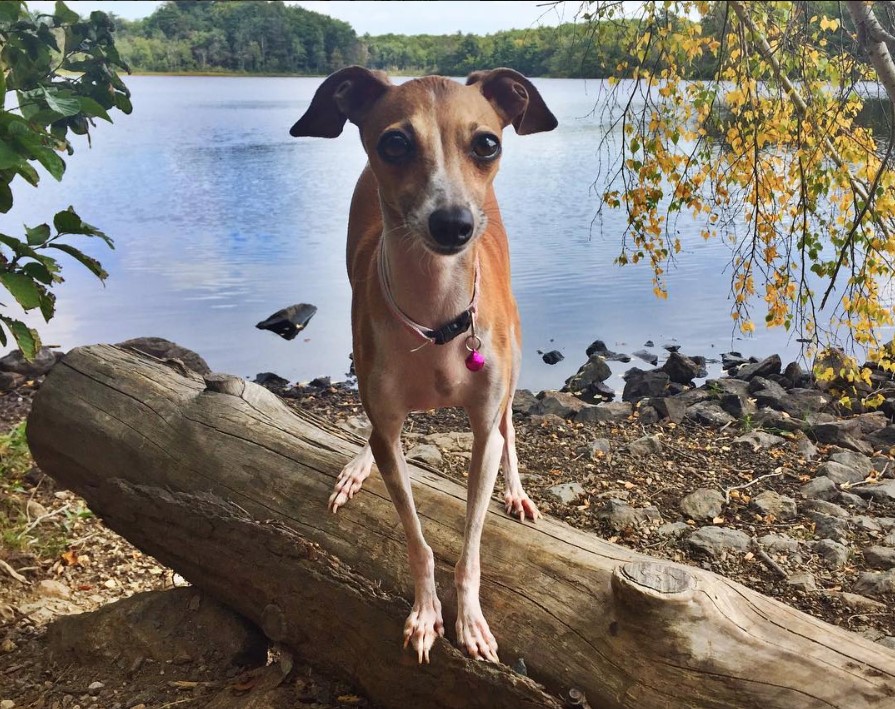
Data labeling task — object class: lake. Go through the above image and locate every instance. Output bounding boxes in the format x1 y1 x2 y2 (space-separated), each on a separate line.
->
7 75 820 392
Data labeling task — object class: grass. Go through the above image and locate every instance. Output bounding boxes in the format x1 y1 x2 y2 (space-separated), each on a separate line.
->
0 419 92 559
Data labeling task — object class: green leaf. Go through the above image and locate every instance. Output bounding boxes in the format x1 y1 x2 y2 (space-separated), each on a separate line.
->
25 224 51 246
0 140 20 170
0 272 43 310
48 243 109 280
53 207 112 247
22 262 55 285
78 96 111 122
38 289 55 321
0 183 11 213
53 1 81 25
114 93 133 115
32 145 65 181
1 317 41 361
0 2 22 24
0 323 7 348
41 90 82 118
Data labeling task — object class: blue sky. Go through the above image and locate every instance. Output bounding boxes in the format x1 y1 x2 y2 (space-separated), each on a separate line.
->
28 1 578 35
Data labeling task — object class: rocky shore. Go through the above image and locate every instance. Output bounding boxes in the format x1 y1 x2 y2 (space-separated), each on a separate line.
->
3 336 895 707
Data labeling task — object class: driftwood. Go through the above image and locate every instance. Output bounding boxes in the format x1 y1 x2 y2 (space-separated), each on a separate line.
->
27 344 895 709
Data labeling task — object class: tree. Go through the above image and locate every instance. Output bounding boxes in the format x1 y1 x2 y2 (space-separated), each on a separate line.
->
0 0 130 358
585 0 895 405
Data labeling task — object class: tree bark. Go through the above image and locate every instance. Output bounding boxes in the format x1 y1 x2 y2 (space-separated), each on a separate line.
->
847 1 895 105
27 344 895 709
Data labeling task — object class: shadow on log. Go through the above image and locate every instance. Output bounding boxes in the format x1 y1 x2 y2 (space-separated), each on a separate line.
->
27 344 895 709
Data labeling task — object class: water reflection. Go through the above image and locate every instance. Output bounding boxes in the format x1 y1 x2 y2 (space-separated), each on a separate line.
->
2 75 835 391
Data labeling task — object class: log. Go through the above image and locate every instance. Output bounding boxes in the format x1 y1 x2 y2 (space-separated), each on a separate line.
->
27 344 895 709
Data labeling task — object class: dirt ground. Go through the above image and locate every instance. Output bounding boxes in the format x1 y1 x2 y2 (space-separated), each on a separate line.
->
2 375 895 708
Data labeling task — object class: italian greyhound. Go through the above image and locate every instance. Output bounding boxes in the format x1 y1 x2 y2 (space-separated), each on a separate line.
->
290 67 557 663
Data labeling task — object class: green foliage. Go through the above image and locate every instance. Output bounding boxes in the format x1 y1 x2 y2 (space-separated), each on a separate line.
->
0 1 129 358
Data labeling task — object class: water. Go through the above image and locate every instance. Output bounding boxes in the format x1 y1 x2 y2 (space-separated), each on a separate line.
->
5 75 815 391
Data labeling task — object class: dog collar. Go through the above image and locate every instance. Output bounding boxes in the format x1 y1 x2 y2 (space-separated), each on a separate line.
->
378 246 485 370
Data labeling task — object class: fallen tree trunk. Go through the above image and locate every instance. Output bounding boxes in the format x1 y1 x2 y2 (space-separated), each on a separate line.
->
27 344 895 709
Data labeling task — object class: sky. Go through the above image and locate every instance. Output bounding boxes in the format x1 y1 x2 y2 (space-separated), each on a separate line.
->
27 1 580 35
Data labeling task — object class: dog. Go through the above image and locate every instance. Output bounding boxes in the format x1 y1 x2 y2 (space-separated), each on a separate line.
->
290 66 557 663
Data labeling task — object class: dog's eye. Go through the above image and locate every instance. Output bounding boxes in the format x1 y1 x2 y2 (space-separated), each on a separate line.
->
471 134 501 161
377 131 413 164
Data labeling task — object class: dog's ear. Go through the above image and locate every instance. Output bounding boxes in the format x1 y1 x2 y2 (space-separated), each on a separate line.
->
290 66 391 138
466 68 557 136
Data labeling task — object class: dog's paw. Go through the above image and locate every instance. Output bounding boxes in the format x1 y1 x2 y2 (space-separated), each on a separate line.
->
328 446 374 513
504 490 541 523
455 599 499 662
403 597 444 664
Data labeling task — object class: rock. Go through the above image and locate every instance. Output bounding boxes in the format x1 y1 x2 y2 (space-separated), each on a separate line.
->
88 682 104 696
254 372 289 389
38 579 71 599
688 527 751 557
758 533 800 554
637 405 660 425
117 337 211 375
547 482 585 505
575 401 632 424
684 401 736 427
854 569 895 596
535 390 586 418
255 303 317 340
661 352 701 384
786 571 817 593
597 499 662 531
643 340 654 348
721 352 751 370
0 346 62 377
868 425 895 452
855 411 888 434
804 499 849 518
783 361 810 388
751 409 806 433
836 592 886 612
732 354 781 381
816 461 867 486
512 389 539 415
423 431 474 453
650 396 689 423
563 355 612 403
852 514 882 532
813 539 850 568
864 546 895 569
768 388 831 419
340 415 372 439
809 419 873 455
586 340 610 357
829 451 873 476
748 375 788 405
0 371 25 392
801 476 838 501
406 444 442 468
733 431 786 451
680 488 724 522
585 439 611 461
809 512 849 541
656 522 691 538
622 368 669 402
750 491 797 520
542 350 564 365
627 434 662 457
46 588 267 668
633 349 658 366
851 480 895 502
795 438 819 460
0 701 14 709
26 499 48 519
719 392 756 419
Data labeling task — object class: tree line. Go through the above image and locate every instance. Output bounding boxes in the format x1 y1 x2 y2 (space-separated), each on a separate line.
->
108 0 661 78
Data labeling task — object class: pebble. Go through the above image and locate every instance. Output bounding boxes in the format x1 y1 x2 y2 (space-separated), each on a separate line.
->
836 592 886 612
852 515 882 533
812 539 850 568
758 533 800 554
656 522 691 538
816 461 866 486
586 438 612 461
854 569 895 596
838 491 870 509
750 491 797 520
688 526 751 558
87 682 104 696
851 480 895 502
37 579 71 599
786 571 816 592
627 434 663 457
598 499 662 531
803 499 849 518
547 482 585 505
863 546 895 569
733 431 786 451
0 639 16 653
680 488 724 522
801 476 838 501
809 512 849 542
405 444 442 468
829 451 873 476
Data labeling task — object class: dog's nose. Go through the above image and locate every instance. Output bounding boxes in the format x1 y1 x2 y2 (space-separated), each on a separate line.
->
428 207 474 250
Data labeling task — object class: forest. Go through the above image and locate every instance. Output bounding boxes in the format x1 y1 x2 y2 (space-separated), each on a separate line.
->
106 0 740 78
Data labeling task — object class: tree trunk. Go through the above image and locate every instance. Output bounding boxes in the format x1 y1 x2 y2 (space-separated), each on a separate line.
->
27 344 895 709
847 1 895 106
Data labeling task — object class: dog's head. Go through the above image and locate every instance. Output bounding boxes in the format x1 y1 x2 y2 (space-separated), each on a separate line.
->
291 67 557 256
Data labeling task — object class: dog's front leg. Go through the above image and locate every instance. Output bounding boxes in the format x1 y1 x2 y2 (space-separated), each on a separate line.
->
366 412 444 663
455 407 504 662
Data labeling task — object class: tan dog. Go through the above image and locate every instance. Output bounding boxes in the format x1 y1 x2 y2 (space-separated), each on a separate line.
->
290 67 556 663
